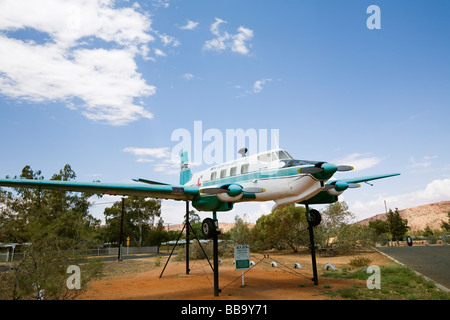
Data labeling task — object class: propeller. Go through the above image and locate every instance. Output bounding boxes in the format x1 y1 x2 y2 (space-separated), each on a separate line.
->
297 167 323 174
324 182 361 192
337 165 354 172
298 163 354 174
242 187 266 193
200 185 265 195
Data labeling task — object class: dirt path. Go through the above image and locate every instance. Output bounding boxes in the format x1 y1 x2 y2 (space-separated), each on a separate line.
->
78 251 389 300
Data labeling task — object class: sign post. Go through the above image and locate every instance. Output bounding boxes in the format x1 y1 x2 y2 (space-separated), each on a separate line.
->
234 245 250 287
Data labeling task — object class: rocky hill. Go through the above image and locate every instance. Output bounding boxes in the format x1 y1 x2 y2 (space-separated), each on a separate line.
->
356 201 450 232
168 222 255 233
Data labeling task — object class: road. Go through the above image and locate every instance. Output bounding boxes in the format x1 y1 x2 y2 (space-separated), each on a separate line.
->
377 245 450 291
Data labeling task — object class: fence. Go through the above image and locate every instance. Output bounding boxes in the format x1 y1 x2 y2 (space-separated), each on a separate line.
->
0 246 159 262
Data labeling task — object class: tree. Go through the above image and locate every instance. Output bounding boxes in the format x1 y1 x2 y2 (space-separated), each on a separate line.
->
386 208 409 245
0 164 101 247
319 201 355 248
146 219 170 247
230 215 252 245
368 219 389 245
251 205 308 252
185 209 200 224
369 219 388 236
441 211 450 232
0 165 102 300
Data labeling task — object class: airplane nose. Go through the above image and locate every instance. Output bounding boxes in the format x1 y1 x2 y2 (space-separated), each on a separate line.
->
313 162 338 180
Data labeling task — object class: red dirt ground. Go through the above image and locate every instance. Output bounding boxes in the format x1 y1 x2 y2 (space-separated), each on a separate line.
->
78 251 389 300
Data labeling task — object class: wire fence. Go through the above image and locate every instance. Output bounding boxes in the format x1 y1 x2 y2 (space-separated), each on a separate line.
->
0 246 159 262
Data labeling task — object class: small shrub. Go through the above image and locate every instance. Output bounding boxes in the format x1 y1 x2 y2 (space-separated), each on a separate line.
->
349 257 372 268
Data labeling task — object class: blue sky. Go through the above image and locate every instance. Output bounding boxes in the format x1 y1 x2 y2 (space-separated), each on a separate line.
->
1 0 449 225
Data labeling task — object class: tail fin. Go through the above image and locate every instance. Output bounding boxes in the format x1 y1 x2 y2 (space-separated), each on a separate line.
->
180 151 193 185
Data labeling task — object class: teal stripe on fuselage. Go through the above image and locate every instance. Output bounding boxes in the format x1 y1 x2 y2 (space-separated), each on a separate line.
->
201 166 302 187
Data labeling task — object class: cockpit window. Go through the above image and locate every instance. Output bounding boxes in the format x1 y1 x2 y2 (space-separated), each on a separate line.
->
258 150 293 162
277 150 293 160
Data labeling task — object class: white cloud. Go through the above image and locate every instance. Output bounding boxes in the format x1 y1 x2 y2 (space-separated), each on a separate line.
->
0 0 154 47
123 147 182 175
136 158 155 163
154 159 180 175
154 48 167 57
183 73 194 81
232 26 254 55
179 20 199 31
235 77 272 98
123 147 171 159
151 0 170 9
203 18 254 55
408 155 437 169
157 32 180 47
333 153 382 172
0 0 168 126
253 78 272 93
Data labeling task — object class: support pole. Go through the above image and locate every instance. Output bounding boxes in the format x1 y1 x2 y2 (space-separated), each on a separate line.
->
185 201 190 275
160 206 213 279
212 211 220 297
305 204 318 285
160 223 186 278
118 197 125 261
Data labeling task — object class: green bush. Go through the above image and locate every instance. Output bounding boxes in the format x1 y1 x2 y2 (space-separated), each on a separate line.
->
349 257 372 268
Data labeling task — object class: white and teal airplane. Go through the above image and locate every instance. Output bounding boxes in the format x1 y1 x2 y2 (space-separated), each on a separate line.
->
0 147 399 223
0 148 399 294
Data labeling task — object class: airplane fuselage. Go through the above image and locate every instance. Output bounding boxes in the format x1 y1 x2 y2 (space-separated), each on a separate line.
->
185 149 331 211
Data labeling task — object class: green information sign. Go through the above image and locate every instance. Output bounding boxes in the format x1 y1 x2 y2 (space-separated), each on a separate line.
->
234 245 250 270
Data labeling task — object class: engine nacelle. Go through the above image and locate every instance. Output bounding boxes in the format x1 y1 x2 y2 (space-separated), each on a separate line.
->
326 181 349 196
216 184 244 202
327 188 345 196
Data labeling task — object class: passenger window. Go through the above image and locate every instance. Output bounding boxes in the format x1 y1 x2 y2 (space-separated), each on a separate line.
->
257 153 271 162
230 167 237 176
211 172 217 180
241 164 249 174
258 152 277 162
220 169 227 179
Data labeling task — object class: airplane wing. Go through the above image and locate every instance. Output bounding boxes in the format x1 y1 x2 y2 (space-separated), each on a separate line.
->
332 173 401 185
0 178 200 201
301 173 400 205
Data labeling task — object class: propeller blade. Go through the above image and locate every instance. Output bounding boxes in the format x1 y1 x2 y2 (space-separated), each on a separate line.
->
337 165 354 172
242 187 266 193
297 167 323 174
347 183 361 188
323 184 336 191
199 187 228 194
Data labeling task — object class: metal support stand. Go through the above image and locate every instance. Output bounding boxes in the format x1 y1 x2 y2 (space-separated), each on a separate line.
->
185 201 190 275
305 204 318 285
118 197 125 261
160 223 185 278
160 202 213 279
212 211 221 297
